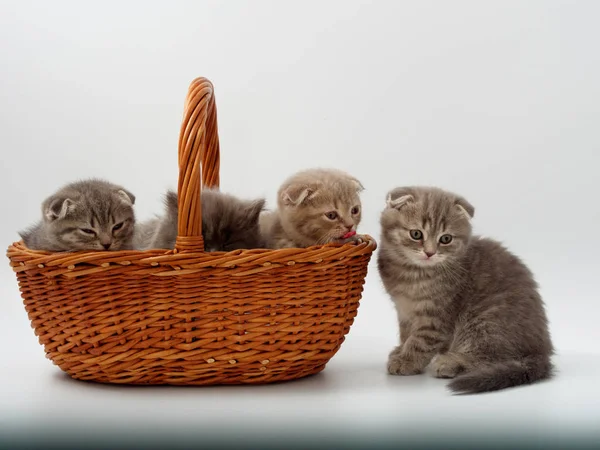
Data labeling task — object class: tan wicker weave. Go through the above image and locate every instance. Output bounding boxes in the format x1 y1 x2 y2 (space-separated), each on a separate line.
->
6 77 377 385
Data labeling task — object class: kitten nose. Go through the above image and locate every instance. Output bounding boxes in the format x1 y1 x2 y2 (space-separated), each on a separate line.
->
425 251 436 258
100 235 112 249
344 224 354 231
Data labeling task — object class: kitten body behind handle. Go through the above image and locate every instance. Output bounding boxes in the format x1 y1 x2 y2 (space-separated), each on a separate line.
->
20 179 136 252
260 168 364 249
378 186 553 394
136 189 266 252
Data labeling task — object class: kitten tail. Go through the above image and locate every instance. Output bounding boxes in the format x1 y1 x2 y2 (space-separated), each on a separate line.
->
448 355 553 394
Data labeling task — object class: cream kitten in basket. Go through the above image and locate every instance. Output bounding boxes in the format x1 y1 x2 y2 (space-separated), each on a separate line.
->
19 179 136 251
260 168 364 249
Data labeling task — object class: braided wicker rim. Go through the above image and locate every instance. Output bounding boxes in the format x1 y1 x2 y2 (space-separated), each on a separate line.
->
7 238 376 278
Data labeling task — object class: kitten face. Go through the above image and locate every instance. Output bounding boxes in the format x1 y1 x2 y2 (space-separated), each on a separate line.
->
278 169 363 246
201 189 266 252
380 186 474 267
42 180 136 251
282 195 362 245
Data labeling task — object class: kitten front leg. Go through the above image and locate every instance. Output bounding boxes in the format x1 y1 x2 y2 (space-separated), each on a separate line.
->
273 237 298 249
399 320 411 345
388 320 448 376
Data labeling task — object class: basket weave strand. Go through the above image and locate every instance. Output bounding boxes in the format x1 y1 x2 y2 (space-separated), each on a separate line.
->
6 77 376 385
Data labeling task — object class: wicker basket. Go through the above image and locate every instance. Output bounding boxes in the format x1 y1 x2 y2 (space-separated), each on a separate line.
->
6 77 377 385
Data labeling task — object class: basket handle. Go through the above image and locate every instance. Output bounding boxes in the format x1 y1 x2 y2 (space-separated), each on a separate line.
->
175 77 220 253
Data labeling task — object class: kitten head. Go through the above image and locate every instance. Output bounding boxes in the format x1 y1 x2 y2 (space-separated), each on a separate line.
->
40 179 136 251
277 168 364 246
380 186 474 267
201 189 266 252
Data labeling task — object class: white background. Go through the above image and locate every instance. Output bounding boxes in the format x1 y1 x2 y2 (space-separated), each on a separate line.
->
1 0 599 445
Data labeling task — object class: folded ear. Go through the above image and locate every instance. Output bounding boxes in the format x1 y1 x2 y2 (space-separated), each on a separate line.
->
386 194 413 210
43 196 75 222
244 198 266 222
348 176 364 193
164 190 178 216
116 189 136 206
281 183 321 206
455 196 475 219
385 187 415 210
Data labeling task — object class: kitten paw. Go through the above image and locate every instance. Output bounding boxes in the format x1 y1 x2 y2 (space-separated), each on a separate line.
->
387 355 424 376
429 353 466 379
342 234 364 245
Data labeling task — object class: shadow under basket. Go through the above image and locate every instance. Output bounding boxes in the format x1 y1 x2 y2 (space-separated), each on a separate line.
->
6 77 377 385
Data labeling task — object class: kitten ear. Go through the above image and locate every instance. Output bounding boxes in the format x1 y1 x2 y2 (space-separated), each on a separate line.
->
43 196 75 222
348 176 364 193
116 189 136 206
455 196 475 219
386 193 414 210
164 191 178 215
385 187 416 210
281 184 320 206
244 198 266 222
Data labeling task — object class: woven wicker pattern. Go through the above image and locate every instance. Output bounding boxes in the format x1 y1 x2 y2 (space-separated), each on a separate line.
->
6 77 377 385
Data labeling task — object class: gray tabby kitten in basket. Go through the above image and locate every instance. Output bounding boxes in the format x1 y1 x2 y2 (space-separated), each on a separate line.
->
136 189 266 251
259 168 364 249
378 186 553 394
19 179 136 251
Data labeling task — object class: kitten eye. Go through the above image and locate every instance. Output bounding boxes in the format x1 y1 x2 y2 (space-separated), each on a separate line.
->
80 228 96 235
112 222 124 232
409 229 423 240
351 206 360 215
439 234 453 244
325 211 338 220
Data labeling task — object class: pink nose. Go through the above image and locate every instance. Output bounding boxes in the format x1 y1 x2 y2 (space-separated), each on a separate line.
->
425 251 436 258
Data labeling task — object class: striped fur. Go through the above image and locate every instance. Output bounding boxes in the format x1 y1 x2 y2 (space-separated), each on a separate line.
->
378 186 553 394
